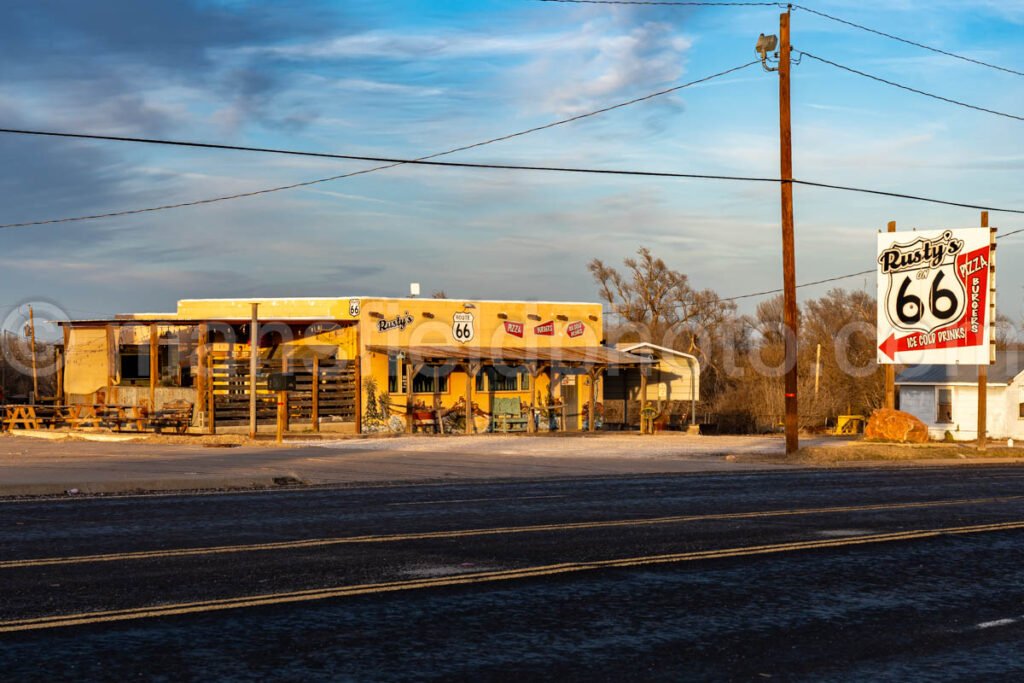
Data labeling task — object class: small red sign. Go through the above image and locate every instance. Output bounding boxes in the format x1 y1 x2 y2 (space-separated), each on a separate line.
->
566 321 585 338
504 321 524 337
534 321 554 336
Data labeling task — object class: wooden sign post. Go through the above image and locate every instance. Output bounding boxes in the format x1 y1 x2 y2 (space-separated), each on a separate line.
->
884 221 896 410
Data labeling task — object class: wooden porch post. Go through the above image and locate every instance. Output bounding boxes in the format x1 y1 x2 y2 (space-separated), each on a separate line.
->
353 354 362 435
405 360 415 434
465 362 481 435
354 326 363 434
548 367 559 432
281 349 290 433
527 362 544 435
149 324 158 412
55 347 64 405
196 323 208 422
176 329 187 387
639 366 648 435
105 323 116 405
249 303 259 440
587 366 601 433
207 350 216 435
311 355 320 433
60 324 70 405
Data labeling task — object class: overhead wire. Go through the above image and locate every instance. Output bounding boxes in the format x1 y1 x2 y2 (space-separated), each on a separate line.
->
721 269 874 302
797 51 1024 123
535 0 780 6
721 225 1024 302
0 61 759 229
1 134 1023 217
792 5 1024 78
535 0 1024 79
1 3 1019 305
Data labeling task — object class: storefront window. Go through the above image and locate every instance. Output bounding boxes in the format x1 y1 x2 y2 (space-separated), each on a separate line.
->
388 356 408 394
476 366 531 392
413 366 450 394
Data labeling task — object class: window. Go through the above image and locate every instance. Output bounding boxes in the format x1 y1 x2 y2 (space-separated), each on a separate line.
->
387 356 407 394
1018 387 1024 419
412 366 450 394
937 388 953 423
120 347 151 382
476 366 531 392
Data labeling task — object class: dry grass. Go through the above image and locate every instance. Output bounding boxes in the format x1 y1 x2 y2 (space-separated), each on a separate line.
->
795 441 1024 463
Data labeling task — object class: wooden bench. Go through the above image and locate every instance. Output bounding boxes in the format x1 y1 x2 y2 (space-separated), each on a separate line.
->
148 400 194 434
492 397 528 433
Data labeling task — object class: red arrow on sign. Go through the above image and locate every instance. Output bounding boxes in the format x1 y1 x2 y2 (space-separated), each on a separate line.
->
879 326 971 361
878 333 898 361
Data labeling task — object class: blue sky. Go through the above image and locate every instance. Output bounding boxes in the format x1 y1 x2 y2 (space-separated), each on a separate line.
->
0 0 1022 324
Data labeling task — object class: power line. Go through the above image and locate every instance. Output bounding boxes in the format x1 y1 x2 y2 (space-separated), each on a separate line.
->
4 146 1024 220
2 133 1024 219
722 225 1024 302
2 154 1023 221
0 61 759 229
536 0 780 5
722 269 874 302
535 0 1024 79
793 5 1024 78
798 51 1024 123
791 179 1024 214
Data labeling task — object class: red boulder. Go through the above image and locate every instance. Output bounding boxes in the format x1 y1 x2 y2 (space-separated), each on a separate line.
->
864 408 929 444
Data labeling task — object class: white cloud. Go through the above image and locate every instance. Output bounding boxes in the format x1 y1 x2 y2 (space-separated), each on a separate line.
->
240 30 593 61
515 19 694 116
329 78 444 97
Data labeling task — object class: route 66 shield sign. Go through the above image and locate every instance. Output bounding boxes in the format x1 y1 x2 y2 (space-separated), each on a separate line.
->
877 228 993 365
452 311 475 344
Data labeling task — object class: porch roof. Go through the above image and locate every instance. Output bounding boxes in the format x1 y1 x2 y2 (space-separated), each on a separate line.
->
365 344 655 368
897 352 1024 386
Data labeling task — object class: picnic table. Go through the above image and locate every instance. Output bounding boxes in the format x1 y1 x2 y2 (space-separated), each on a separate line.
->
2 402 192 434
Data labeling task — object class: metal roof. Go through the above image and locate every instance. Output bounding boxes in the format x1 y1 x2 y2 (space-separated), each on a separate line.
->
177 296 603 306
365 344 655 367
616 342 698 362
896 351 1024 385
58 318 357 326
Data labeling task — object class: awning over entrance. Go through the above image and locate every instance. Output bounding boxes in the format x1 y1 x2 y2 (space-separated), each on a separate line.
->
365 344 655 367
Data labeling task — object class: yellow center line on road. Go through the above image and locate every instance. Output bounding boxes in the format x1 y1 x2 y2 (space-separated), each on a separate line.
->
2 495 1021 570
4 518 1024 633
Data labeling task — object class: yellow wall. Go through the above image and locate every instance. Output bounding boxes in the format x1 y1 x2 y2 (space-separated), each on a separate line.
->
357 298 604 429
176 298 357 321
357 297 602 349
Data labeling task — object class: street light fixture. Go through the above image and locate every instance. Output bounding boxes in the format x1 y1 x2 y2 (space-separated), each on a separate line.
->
756 33 779 71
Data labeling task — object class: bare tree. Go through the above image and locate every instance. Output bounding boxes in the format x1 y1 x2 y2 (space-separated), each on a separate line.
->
589 247 736 348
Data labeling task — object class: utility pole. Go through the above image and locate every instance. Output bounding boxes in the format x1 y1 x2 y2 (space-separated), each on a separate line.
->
28 305 39 402
814 343 821 399
883 221 897 409
1 330 6 401
977 211 990 450
778 7 799 455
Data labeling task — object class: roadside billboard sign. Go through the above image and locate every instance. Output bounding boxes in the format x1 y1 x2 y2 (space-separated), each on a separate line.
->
877 228 993 365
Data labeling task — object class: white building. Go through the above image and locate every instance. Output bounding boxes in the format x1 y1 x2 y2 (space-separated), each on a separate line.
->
603 342 700 430
896 352 1024 441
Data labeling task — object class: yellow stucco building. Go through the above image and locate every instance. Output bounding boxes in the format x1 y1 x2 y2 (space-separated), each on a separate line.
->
60 296 658 434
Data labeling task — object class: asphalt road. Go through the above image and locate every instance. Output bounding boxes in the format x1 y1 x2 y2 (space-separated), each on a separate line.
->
5 465 1024 680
